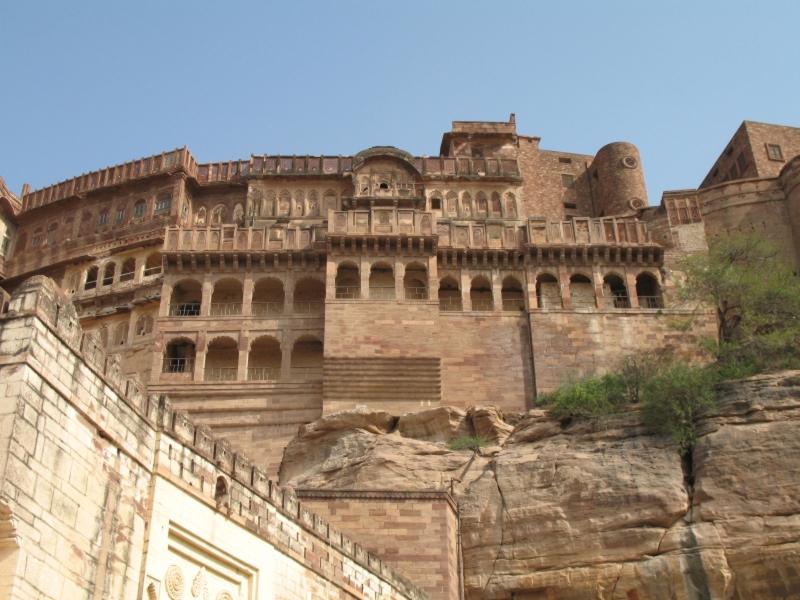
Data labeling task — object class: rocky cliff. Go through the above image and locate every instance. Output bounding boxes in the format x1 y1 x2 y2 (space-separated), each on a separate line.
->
279 372 800 600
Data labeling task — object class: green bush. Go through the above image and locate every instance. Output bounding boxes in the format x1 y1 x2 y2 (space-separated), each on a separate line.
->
447 435 490 451
640 363 719 453
543 375 622 419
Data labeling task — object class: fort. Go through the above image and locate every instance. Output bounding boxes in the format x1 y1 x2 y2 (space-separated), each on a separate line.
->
0 117 800 598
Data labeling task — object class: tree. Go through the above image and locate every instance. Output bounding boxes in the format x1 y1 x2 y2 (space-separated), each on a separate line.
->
677 231 800 367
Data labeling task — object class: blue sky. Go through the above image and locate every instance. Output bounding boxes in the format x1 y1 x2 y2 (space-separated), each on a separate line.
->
1 1 798 203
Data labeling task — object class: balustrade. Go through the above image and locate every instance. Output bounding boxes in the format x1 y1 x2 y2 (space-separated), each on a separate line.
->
637 296 665 309
204 367 238 382
292 301 324 315
369 286 396 300
470 299 494 312
169 303 201 317
247 367 279 381
209 302 243 316
335 286 360 300
162 357 195 373
252 302 285 316
404 287 429 300
439 298 463 312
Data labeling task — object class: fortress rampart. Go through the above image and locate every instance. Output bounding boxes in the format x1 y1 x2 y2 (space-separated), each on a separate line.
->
0 117 798 478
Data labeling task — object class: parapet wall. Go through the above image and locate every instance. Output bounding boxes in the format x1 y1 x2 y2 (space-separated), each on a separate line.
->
0 275 429 600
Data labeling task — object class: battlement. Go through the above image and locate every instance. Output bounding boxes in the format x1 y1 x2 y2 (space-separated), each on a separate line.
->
0 275 430 600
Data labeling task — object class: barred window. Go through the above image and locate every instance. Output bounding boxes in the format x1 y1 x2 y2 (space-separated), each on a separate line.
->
98 213 108 225
561 174 575 188
767 144 784 161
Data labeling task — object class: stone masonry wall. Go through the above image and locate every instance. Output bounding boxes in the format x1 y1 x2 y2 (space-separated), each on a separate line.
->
439 313 533 413
296 490 460 600
530 308 717 393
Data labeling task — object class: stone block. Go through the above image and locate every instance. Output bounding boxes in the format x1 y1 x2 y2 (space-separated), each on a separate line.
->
252 465 269 494
233 452 252 485
193 425 215 459
172 411 195 445
214 438 233 472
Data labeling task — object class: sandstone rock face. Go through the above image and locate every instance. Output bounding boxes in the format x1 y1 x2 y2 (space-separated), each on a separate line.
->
280 375 800 600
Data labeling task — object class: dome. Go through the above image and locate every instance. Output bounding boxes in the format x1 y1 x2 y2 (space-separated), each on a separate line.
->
353 146 415 165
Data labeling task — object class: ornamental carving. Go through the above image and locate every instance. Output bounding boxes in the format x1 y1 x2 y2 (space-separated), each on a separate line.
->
191 566 210 599
165 565 185 600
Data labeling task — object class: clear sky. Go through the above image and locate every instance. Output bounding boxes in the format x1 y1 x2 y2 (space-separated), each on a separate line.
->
1 1 798 203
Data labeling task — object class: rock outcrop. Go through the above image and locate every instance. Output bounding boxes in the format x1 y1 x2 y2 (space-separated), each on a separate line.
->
280 371 800 600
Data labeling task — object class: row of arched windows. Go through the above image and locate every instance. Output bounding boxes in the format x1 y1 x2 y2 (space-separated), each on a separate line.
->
162 334 323 382
169 277 326 317
17 195 170 252
334 262 429 300
70 252 162 294
428 190 518 217
93 313 155 350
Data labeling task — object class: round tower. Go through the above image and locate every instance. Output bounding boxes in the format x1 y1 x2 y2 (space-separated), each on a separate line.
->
591 142 648 216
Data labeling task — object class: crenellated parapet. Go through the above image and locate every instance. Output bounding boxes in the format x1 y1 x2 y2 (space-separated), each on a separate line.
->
0 274 430 600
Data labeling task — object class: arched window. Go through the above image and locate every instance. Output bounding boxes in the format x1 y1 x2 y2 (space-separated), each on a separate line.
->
79 211 93 236
501 276 525 311
102 262 116 287
323 189 337 211
163 338 196 373
169 279 202 316
569 274 595 309
369 263 395 300
505 192 517 216
154 192 172 215
252 278 285 315
636 273 664 308
603 274 630 309
144 252 162 276
470 276 493 311
135 314 153 337
97 326 109 349
115 203 126 224
404 264 428 300
204 336 238 381
214 476 228 505
439 276 462 311
84 266 99 290
536 273 561 308
211 203 227 224
290 335 323 381
461 192 472 217
293 278 325 314
120 258 136 283
335 263 360 299
490 192 502 215
46 222 58 246
445 191 458 215
248 336 281 381
133 199 146 219
210 279 243 316
63 217 74 241
31 228 42 247
429 191 442 212
195 206 207 226
476 191 488 215
278 191 291 216
294 191 305 216
308 190 319 216
98 210 109 227
112 322 129 347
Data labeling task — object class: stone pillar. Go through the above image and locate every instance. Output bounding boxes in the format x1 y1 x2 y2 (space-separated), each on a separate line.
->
134 257 143 284
492 270 502 312
626 270 640 309
593 266 606 311
201 278 214 317
428 254 439 301
194 332 207 382
237 333 248 382
285 270 295 315
559 266 571 309
461 269 471 312
242 274 254 316
159 281 172 317
395 259 405 300
326 258 337 300
280 333 292 381
526 265 538 309
150 331 164 382
360 255 370 300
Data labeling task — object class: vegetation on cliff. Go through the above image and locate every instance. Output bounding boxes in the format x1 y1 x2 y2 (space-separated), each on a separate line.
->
539 231 800 452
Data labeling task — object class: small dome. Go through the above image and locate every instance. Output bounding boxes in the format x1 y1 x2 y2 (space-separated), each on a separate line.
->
353 146 414 164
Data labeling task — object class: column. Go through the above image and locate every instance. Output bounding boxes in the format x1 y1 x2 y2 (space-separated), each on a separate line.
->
492 270 502 312
237 332 248 381
280 333 292 381
159 281 172 317
242 274 254 316
395 259 405 300
428 254 439 301
150 332 164 382
201 278 214 317
194 332 207 382
285 270 295 314
360 255 370 300
626 270 640 309
326 258 337 300
559 266 571 309
525 265 538 309
461 268 471 312
593 266 606 310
